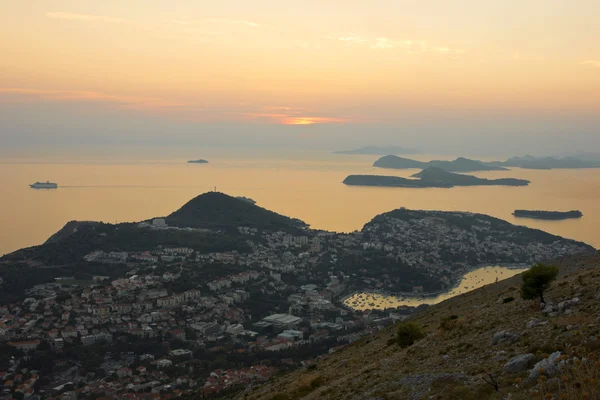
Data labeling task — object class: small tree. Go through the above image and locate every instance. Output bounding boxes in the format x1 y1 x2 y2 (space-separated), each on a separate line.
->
396 322 425 348
520 263 559 304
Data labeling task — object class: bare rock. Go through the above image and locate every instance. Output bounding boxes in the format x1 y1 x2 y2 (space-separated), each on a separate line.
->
504 354 535 374
528 352 563 381
558 298 579 313
492 331 520 346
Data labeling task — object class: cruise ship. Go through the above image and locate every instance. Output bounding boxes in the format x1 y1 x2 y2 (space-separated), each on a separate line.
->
30 181 58 189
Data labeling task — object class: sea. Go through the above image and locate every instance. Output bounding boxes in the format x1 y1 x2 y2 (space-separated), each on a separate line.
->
1 147 599 260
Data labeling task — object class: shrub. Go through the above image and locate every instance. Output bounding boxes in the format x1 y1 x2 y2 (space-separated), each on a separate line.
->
521 263 559 304
311 376 324 388
396 322 425 348
440 315 460 331
502 296 515 304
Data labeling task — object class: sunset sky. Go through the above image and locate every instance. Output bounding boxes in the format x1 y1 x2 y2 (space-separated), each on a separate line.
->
1 0 599 154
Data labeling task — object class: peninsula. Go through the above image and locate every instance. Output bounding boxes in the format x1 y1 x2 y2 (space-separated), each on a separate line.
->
513 210 583 220
373 155 508 172
0 192 593 399
344 167 529 188
187 159 209 164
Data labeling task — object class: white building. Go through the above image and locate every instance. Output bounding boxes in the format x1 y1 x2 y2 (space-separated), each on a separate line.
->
152 218 167 228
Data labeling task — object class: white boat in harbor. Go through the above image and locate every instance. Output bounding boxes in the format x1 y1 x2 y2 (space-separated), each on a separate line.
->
30 181 58 189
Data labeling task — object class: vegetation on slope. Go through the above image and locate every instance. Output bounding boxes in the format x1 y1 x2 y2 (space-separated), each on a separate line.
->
165 192 308 233
241 251 600 400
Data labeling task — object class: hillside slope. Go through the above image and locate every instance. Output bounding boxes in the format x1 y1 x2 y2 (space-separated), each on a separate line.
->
242 251 600 400
165 192 307 232
373 156 508 172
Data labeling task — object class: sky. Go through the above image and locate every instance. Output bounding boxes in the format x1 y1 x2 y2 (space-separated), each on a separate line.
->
1 0 599 155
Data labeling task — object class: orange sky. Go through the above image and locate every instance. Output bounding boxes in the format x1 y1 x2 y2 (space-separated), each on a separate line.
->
1 0 599 128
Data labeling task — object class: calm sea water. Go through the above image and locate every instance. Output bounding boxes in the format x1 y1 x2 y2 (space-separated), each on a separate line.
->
1 148 599 256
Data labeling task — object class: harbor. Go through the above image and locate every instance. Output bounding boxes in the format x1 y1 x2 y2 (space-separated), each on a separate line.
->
343 265 530 310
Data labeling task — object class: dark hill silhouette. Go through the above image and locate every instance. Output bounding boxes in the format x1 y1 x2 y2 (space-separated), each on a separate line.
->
412 167 529 186
491 155 600 170
165 192 308 232
374 155 508 172
343 168 529 188
428 157 508 172
373 155 427 169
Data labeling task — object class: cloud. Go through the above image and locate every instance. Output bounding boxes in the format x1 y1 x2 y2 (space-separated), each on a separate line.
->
237 106 347 125
336 34 464 55
205 18 260 28
338 35 368 45
282 117 346 125
581 60 600 68
0 89 349 125
46 11 127 24
372 37 413 50
0 88 182 114
431 46 465 55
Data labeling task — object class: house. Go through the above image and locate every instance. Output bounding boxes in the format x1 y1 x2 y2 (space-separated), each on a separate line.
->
169 328 186 341
81 335 96 346
116 367 132 378
8 340 40 351
156 359 173 369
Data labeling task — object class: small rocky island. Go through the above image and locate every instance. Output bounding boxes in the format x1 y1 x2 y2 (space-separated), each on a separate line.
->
187 159 209 164
513 210 583 220
343 167 530 188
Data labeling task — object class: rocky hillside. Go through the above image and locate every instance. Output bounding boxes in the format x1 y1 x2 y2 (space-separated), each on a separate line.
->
165 192 308 232
241 251 600 400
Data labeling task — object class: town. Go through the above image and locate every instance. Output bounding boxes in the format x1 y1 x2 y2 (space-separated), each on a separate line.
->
0 197 592 399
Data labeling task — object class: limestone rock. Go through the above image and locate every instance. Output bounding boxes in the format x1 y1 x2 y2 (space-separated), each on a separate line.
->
504 354 534 373
492 330 520 346
558 298 579 313
528 352 563 381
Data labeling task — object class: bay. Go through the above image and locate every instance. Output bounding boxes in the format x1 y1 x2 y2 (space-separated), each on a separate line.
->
343 266 529 310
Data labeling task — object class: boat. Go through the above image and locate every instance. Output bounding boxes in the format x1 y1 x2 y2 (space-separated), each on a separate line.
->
30 181 58 189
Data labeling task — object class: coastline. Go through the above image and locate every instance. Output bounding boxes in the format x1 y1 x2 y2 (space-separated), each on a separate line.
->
340 264 530 310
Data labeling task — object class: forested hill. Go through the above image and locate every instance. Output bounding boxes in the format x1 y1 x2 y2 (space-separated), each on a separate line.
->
360 208 593 268
165 192 308 233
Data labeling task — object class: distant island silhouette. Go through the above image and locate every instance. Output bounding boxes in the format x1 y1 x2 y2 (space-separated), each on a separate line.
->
491 155 600 170
187 159 209 164
513 210 583 220
373 155 508 173
333 146 420 155
344 167 529 188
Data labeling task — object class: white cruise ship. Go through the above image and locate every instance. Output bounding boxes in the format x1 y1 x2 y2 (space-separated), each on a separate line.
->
30 181 58 189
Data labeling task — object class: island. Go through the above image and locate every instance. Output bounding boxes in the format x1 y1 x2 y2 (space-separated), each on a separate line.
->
333 146 420 155
491 155 600 170
187 159 209 164
513 210 583 220
373 155 508 172
343 167 530 188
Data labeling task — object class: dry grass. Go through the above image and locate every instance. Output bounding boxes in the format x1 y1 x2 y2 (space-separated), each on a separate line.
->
240 252 600 400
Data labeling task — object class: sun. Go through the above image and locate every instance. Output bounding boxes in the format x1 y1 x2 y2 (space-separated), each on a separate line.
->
281 117 345 125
